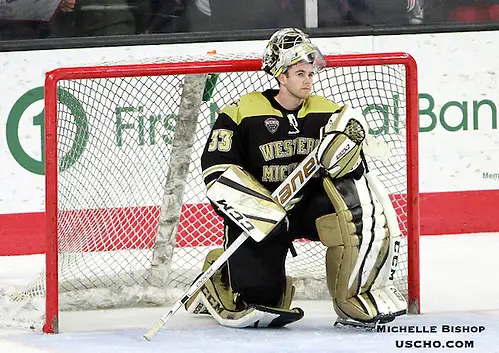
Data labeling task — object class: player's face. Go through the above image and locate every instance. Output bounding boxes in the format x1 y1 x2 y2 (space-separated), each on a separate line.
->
280 62 314 100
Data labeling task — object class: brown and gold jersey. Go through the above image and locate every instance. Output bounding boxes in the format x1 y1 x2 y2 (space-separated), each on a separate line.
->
201 89 341 194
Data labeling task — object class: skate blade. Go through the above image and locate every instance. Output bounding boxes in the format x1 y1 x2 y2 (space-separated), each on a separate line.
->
334 318 377 331
333 310 406 331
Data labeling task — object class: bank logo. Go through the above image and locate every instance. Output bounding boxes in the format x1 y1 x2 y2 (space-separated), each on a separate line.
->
6 86 88 175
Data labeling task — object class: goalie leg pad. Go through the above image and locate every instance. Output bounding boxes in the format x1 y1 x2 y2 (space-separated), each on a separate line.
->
316 174 407 323
186 248 304 328
185 248 225 316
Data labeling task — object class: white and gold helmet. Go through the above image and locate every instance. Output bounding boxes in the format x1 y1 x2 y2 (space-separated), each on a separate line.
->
262 27 326 77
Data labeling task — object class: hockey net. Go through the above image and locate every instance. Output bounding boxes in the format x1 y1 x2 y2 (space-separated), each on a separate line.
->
4 52 419 333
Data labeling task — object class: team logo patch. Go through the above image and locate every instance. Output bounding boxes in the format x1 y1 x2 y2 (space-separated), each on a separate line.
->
264 117 279 134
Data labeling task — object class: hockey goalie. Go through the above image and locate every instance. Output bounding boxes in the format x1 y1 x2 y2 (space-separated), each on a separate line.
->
185 27 407 329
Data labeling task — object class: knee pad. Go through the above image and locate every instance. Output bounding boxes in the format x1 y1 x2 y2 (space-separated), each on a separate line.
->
316 174 406 322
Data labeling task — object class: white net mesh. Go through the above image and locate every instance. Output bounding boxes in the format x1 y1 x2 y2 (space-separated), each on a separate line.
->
2 53 414 330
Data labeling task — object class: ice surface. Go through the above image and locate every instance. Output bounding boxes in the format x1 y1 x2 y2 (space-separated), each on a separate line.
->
1 233 499 353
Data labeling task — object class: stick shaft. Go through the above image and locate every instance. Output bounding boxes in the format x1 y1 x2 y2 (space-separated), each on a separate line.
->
143 233 248 340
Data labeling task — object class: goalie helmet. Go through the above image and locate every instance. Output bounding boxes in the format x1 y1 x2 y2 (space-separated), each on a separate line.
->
262 28 326 77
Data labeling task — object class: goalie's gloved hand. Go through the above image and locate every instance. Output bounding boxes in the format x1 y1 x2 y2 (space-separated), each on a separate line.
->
316 105 366 179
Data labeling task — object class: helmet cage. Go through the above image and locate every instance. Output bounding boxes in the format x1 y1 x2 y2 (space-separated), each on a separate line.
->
262 28 325 77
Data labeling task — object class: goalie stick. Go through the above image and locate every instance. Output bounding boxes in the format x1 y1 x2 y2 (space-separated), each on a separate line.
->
143 145 321 340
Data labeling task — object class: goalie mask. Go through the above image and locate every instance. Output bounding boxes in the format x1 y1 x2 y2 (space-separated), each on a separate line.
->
262 28 326 77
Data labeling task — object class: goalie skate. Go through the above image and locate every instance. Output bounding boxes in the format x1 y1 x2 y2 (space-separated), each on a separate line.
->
334 310 404 331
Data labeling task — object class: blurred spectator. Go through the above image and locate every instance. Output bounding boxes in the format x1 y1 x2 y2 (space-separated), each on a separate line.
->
146 0 185 33
182 0 304 32
51 0 186 37
447 0 499 22
78 0 136 36
49 0 138 37
0 0 70 40
408 0 425 23
5 0 499 41
322 0 424 26
424 0 499 23
0 21 48 40
60 0 77 12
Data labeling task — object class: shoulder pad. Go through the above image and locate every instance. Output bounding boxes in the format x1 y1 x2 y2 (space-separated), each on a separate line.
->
300 95 341 116
221 92 278 124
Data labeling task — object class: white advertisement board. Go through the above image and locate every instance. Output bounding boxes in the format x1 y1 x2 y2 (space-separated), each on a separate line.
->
0 31 498 247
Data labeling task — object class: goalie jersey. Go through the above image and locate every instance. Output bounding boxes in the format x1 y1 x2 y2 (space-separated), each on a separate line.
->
201 89 341 194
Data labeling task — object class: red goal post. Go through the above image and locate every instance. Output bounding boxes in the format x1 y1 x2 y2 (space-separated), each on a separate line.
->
44 52 419 334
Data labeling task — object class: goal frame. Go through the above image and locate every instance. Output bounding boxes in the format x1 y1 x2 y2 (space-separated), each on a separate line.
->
44 52 420 334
